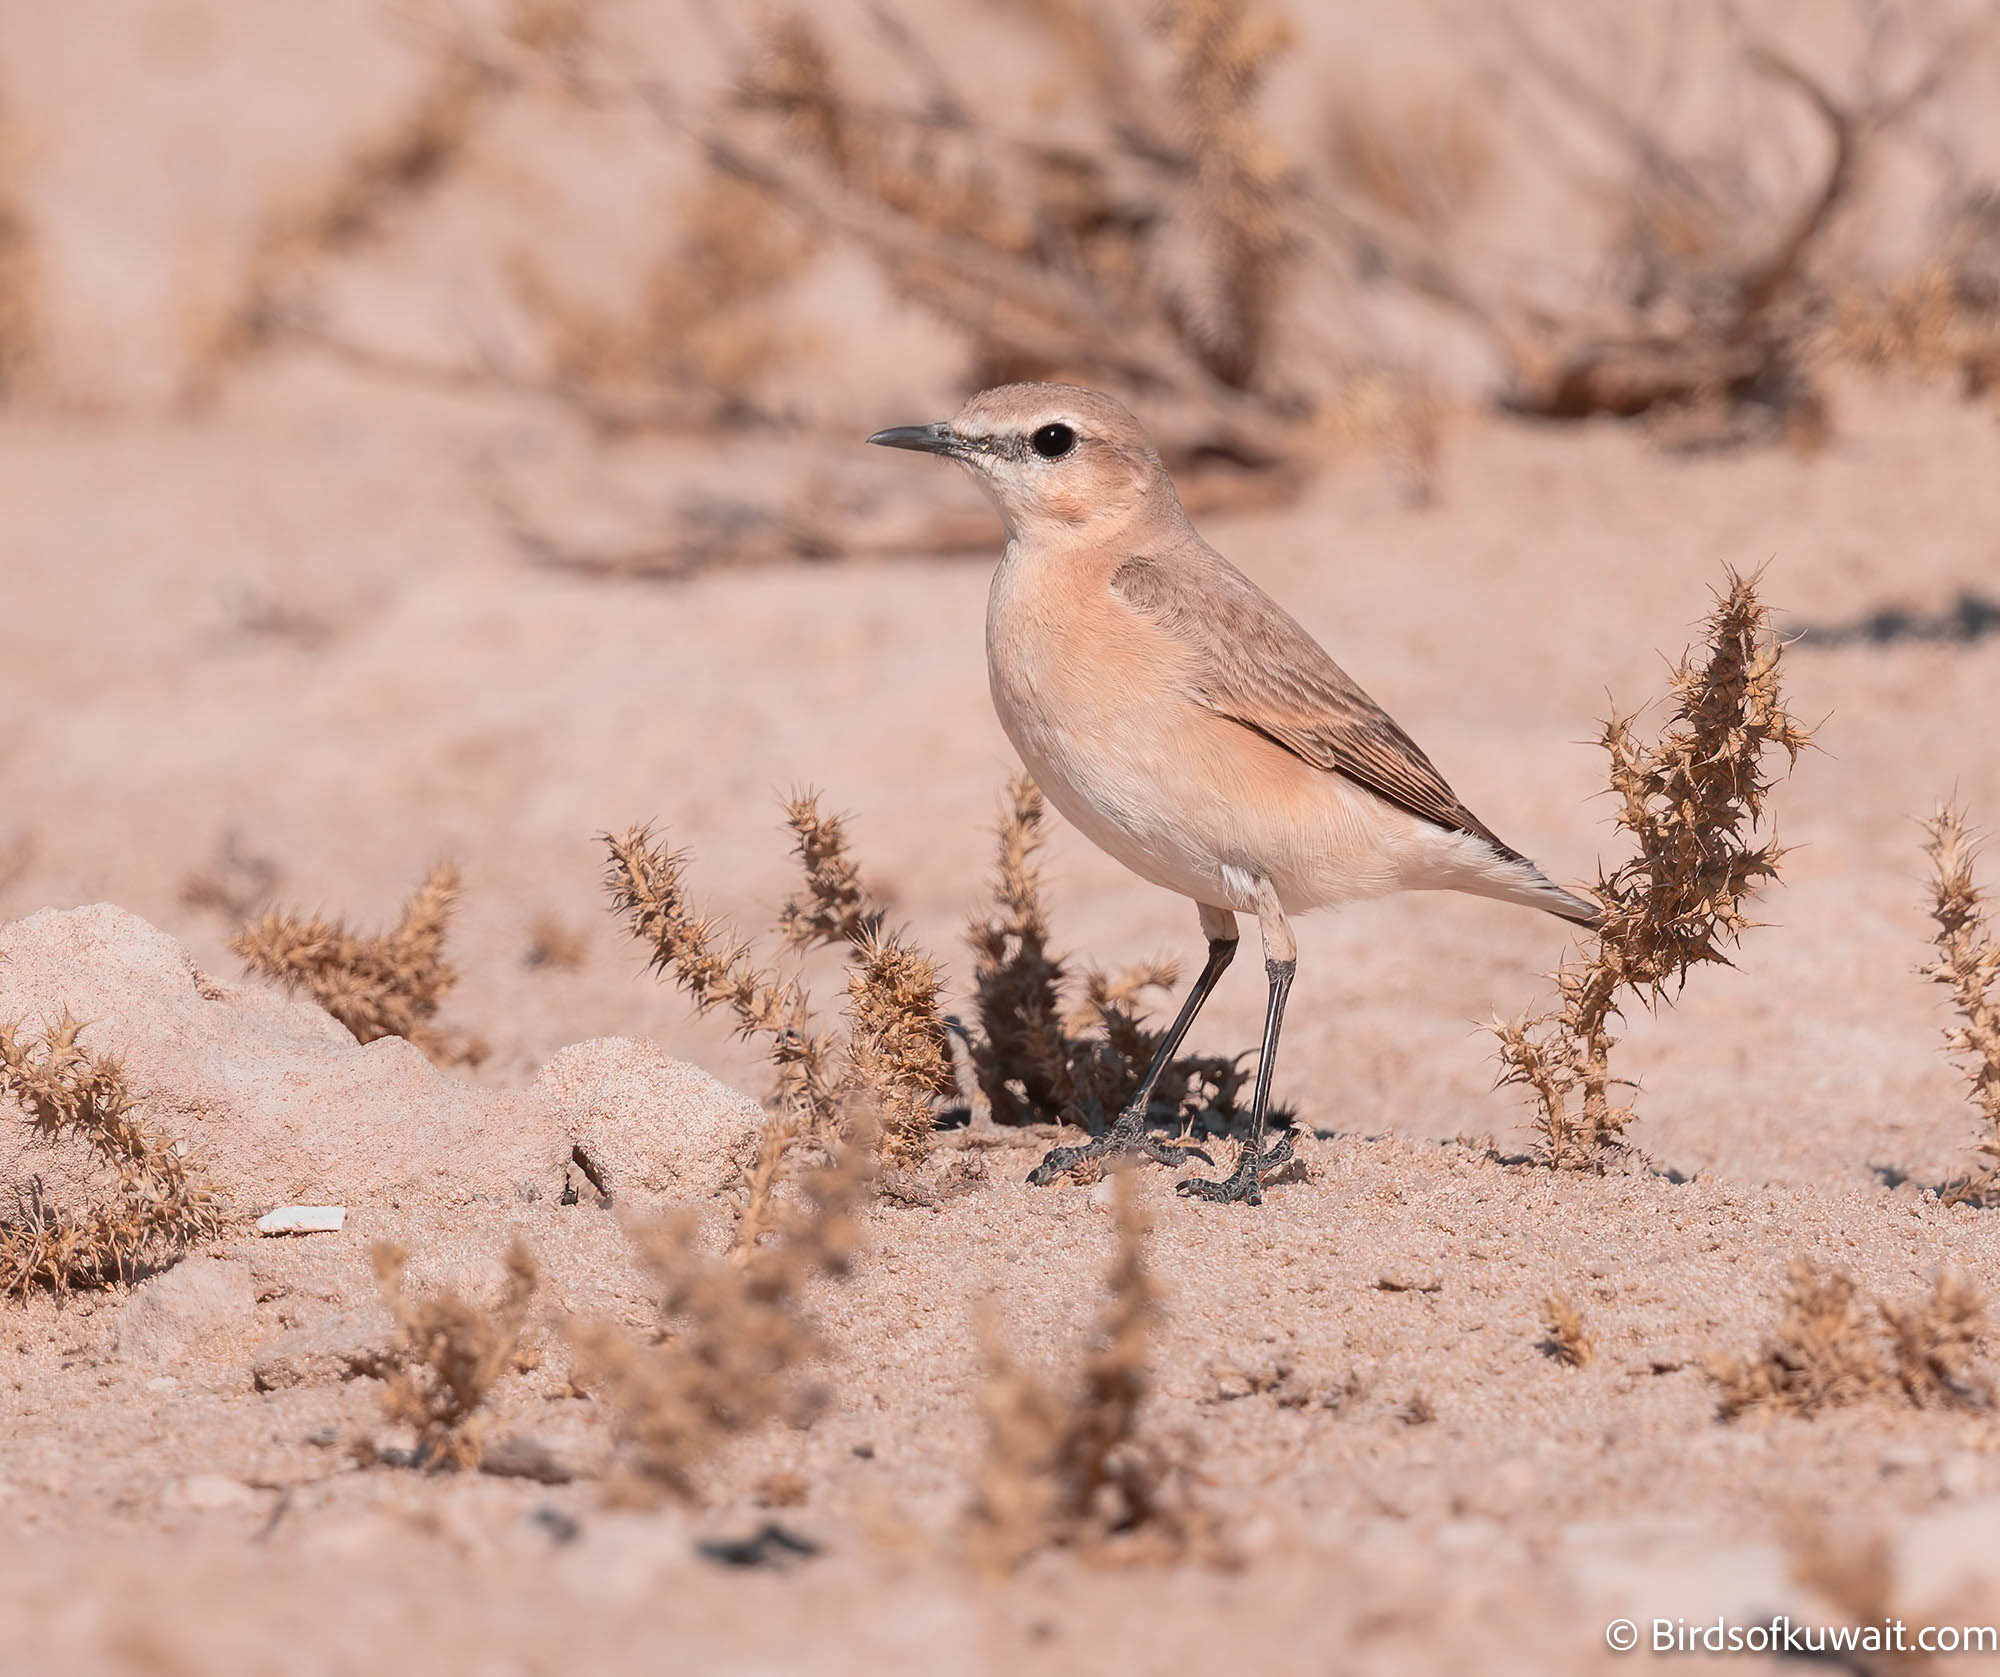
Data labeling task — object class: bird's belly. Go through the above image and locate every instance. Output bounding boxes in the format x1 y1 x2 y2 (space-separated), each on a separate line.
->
1009 714 1242 905
991 655 1443 915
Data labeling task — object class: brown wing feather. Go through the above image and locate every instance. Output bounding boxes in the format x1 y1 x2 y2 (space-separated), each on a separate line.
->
1111 550 1519 857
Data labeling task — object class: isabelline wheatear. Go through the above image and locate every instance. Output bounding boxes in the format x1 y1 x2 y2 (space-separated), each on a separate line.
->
869 383 1599 1205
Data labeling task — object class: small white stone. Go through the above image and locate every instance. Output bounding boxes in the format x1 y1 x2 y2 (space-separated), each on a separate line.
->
257 1205 347 1235
145 1375 179 1392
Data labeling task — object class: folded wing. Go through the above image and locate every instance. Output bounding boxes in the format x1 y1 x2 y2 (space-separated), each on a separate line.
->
1110 548 1522 861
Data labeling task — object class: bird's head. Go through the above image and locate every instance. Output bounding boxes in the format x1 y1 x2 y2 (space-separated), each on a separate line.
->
868 382 1178 544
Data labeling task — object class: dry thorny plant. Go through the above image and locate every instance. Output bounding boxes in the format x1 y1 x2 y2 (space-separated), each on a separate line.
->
706 1 1308 469
193 0 1449 563
1708 1257 1993 1421
0 1016 225 1299
189 41 506 401
1921 800 2000 1204
568 1131 869 1503
969 774 1279 1151
602 793 952 1244
193 3 820 438
137 0 1997 592
605 776 1279 1218
368 1238 541 1469
1827 252 2000 398
231 861 488 1069
1493 569 1813 1169
967 1171 1213 1569
1541 1292 1595 1369
1452 4 2000 445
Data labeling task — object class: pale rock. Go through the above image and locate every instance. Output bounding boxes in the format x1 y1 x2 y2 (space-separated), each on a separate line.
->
0 904 567 1209
251 1311 396 1391
533 1037 762 1208
257 1205 347 1235
116 1259 255 1364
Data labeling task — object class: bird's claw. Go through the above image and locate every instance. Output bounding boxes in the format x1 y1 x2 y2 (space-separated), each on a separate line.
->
1175 1134 1295 1206
1026 1125 1213 1187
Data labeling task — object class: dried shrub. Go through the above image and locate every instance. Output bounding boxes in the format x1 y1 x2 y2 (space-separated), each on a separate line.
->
0 89 37 400
602 794 951 1212
510 173 813 433
1541 1293 1595 1369
967 1172 1211 1570
964 775 1073 1129
1709 1260 1895 1420
523 913 588 971
232 862 487 1068
1920 802 2000 1203
1826 264 2000 391
569 1136 868 1503
371 1239 540 1469
702 0 1312 474
1882 1270 1992 1412
0 1016 226 1298
965 775 1272 1145
1708 1259 1992 1420
194 16 815 447
1824 186 2000 396
776 793 886 953
1324 81 1492 241
193 48 504 394
1493 570 1812 1167
178 831 280 923
843 933 952 1166
1471 11 1989 441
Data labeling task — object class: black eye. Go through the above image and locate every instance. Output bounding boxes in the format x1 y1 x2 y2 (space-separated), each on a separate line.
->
1030 422 1076 460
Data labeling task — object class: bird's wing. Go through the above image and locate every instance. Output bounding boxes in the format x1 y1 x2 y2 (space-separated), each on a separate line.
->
1110 549 1516 855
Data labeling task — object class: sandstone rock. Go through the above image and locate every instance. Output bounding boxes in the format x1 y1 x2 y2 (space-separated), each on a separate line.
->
1 906 770 1248
116 1259 256 1364
533 1037 762 1209
250 1311 396 1391
0 904 568 1210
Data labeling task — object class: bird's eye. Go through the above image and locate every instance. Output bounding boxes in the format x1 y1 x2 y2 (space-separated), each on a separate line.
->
1030 422 1077 460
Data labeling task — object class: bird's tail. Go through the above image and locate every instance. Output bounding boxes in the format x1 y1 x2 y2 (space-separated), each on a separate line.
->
1522 876 1604 930
1456 833 1604 930
1488 852 1608 932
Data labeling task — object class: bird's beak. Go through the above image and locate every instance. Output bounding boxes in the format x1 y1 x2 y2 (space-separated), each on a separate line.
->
866 421 961 457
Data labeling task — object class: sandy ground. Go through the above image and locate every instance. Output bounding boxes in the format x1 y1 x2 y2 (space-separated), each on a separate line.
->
8 0 2000 1670
4 361 2000 1675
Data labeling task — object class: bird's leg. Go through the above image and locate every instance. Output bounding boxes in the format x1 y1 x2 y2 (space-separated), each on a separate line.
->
1179 894 1296 1207
1027 907 1238 1186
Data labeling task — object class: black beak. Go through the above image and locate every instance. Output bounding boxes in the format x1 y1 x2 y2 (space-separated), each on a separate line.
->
866 422 960 457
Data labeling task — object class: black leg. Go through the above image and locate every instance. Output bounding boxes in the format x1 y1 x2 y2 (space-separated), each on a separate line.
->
1178 954 1295 1206
1026 936 1237 1186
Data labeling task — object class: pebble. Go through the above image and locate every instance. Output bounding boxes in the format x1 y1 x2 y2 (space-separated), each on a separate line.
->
256 1205 347 1235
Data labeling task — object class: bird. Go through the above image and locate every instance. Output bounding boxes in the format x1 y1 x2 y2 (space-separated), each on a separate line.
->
868 383 1599 1205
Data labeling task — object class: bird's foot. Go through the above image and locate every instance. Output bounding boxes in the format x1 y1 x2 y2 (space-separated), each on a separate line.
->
1026 1117 1212 1187
1175 1134 1296 1206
